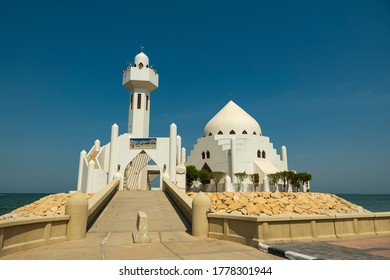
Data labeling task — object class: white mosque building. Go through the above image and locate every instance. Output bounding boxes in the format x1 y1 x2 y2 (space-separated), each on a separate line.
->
76 50 293 194
186 100 288 192
76 51 186 193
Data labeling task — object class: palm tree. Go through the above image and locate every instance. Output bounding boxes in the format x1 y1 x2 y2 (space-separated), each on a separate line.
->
199 169 210 191
300 172 312 192
209 171 226 192
250 173 259 191
279 170 295 192
291 172 312 192
234 172 248 192
186 165 199 191
267 173 280 192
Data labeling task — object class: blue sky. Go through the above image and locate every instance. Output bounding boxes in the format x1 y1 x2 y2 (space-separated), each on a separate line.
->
0 0 389 194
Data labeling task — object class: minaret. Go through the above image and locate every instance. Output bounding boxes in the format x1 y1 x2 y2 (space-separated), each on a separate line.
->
122 50 159 137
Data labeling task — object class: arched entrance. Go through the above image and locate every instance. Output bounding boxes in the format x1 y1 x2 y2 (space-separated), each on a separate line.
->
123 150 161 190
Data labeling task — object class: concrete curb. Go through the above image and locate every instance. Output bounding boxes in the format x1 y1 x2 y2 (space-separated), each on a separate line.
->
258 243 319 260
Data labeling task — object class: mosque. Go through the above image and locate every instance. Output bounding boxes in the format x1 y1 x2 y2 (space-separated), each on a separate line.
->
186 100 288 192
76 51 290 193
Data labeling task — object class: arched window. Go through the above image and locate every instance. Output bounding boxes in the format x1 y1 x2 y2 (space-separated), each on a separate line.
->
242 130 248 134
138 62 143 69
218 131 223 135
257 150 261 158
209 133 212 136
206 151 210 158
137 94 142 109
253 131 257 135
229 130 236 135
262 151 266 158
201 152 206 159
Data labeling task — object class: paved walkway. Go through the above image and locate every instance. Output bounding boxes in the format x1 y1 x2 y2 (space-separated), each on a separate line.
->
268 235 390 260
0 191 282 260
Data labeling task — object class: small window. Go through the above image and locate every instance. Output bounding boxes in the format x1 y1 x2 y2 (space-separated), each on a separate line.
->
131 94 133 110
257 150 261 158
229 130 236 135
201 152 206 159
242 130 248 134
206 151 210 158
139 62 143 69
262 151 266 158
146 96 149 111
137 94 142 109
209 133 212 136
218 131 223 135
253 131 257 135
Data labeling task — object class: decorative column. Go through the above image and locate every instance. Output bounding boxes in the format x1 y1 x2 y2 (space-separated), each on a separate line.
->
230 137 237 184
281 145 288 170
263 175 270 192
225 175 233 192
181 147 186 164
65 192 88 240
86 160 95 193
192 192 211 238
177 135 182 164
77 150 87 192
169 123 177 183
94 139 101 152
108 123 119 183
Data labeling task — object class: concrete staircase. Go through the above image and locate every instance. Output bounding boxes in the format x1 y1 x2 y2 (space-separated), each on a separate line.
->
88 190 190 233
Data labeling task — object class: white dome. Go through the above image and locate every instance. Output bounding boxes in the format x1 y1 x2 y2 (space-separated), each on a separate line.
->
204 101 262 136
134 52 149 67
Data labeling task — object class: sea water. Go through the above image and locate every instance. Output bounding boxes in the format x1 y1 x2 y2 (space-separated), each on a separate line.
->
0 193 51 216
337 194 390 213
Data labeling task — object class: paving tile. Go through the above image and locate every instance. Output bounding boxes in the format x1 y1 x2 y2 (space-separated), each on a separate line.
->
369 249 390 259
181 251 272 260
103 243 178 260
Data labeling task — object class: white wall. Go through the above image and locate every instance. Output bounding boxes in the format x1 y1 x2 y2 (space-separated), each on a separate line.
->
187 134 287 182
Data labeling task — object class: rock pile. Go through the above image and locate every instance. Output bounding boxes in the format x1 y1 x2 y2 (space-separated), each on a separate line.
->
187 192 367 216
0 193 93 221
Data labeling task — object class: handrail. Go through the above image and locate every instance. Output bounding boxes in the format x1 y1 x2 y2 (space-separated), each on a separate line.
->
163 179 192 222
0 179 120 257
87 179 120 227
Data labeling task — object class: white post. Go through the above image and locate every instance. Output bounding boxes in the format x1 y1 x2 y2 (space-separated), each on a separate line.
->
281 145 288 170
225 175 233 192
86 160 95 193
114 171 122 190
230 137 237 184
94 139 101 152
176 163 186 191
169 123 177 183
77 150 87 192
176 135 182 164
108 123 119 183
181 147 186 164
263 175 270 192
287 182 292 193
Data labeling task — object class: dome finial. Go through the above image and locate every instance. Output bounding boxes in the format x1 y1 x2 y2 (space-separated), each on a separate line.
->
140 45 144 52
